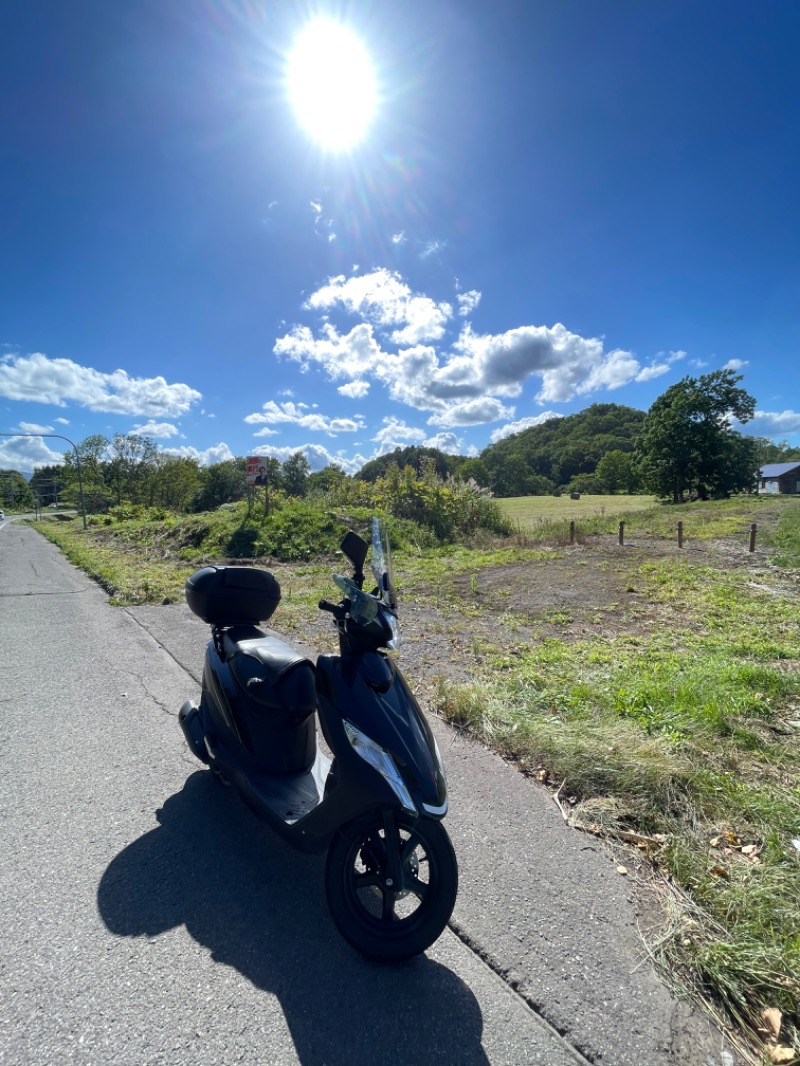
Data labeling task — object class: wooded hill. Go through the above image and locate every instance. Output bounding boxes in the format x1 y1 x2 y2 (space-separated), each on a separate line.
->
357 404 646 497
477 403 645 496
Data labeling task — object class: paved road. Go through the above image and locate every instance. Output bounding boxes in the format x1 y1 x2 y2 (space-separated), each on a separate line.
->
1 523 738 1065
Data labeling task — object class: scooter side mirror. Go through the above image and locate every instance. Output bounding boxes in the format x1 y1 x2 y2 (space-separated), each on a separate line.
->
340 530 369 573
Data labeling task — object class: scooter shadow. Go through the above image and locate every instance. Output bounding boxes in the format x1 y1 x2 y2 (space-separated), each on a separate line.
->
98 771 489 1066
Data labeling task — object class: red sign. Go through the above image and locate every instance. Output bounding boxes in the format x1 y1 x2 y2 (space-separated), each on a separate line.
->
246 456 268 486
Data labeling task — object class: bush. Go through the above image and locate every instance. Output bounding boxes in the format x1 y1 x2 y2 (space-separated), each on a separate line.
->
327 464 512 542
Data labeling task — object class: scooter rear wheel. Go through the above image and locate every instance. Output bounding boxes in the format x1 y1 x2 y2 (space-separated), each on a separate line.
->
325 811 457 962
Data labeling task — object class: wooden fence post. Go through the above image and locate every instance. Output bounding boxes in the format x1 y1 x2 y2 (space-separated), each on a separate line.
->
569 520 575 545
618 521 625 546
749 523 757 552
678 521 684 548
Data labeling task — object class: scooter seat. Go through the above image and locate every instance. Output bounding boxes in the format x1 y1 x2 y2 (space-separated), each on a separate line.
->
220 628 317 719
223 629 309 680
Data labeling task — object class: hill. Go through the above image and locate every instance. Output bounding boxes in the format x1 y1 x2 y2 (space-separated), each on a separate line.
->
479 403 645 496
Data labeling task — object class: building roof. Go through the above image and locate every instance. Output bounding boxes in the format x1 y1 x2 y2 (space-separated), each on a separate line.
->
760 462 800 478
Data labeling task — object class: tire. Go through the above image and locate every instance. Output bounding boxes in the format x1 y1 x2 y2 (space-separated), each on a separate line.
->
325 811 458 962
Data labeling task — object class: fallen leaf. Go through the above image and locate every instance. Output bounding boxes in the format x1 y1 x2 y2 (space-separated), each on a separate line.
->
761 1007 783 1040
617 829 666 847
741 843 759 856
710 865 729 878
710 836 721 848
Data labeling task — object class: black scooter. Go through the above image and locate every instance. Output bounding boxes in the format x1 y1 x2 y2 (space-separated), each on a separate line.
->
179 518 457 961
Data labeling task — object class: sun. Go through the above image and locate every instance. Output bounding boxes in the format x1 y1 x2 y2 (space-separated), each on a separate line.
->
287 20 377 151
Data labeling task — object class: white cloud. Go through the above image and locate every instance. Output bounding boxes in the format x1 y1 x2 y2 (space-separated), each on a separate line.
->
724 358 749 371
0 434 64 473
372 418 427 446
305 269 452 345
392 232 407 245
738 410 800 436
457 290 481 317
275 322 387 380
429 396 515 427
244 400 364 436
490 411 564 442
275 268 686 429
449 323 645 404
338 380 370 398
130 421 181 439
161 442 235 466
251 442 366 475
422 431 462 453
420 239 445 259
54 417 70 425
0 352 202 416
18 421 54 434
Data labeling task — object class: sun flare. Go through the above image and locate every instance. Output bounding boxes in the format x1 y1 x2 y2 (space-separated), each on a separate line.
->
287 20 377 150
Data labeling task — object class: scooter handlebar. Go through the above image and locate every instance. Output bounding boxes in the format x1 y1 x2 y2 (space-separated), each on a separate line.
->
318 599 346 618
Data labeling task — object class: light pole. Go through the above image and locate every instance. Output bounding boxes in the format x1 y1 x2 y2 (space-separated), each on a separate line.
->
0 433 88 529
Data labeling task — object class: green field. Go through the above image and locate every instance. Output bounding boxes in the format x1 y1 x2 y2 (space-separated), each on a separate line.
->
499 493 659 526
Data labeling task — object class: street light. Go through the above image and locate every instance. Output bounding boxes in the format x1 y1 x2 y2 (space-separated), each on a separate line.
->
0 433 87 529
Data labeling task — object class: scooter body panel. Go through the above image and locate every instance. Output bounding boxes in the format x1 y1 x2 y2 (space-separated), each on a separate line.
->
315 652 448 815
202 633 317 775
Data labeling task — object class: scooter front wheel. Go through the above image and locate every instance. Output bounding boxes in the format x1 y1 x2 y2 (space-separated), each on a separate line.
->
325 811 458 962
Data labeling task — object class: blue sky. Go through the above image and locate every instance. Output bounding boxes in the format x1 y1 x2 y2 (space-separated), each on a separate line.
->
2 0 799 475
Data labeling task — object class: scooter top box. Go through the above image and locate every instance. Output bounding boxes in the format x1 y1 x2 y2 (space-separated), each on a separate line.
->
185 565 281 624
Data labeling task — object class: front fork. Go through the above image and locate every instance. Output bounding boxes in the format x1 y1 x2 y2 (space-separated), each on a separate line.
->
382 809 404 891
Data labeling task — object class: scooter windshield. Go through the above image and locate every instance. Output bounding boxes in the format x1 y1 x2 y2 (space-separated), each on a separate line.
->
333 574 379 625
370 518 398 609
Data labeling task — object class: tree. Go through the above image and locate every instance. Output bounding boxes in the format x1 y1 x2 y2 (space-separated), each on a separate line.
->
307 464 348 497
751 437 800 466
62 435 113 513
595 450 640 494
0 468 35 511
148 456 201 511
634 370 757 502
455 457 490 487
356 446 460 483
281 452 311 497
29 464 65 507
192 458 248 512
107 434 158 505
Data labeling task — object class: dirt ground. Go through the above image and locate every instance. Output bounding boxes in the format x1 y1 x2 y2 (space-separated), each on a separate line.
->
284 529 798 707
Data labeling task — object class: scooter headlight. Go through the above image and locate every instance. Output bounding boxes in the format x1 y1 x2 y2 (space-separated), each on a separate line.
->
343 720 417 814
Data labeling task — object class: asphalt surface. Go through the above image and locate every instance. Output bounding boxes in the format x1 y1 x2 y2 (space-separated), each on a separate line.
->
0 519 740 1065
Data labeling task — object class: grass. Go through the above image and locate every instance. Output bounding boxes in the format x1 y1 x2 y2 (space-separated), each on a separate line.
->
436 537 800 1060
30 496 800 1060
499 493 658 525
501 492 794 549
